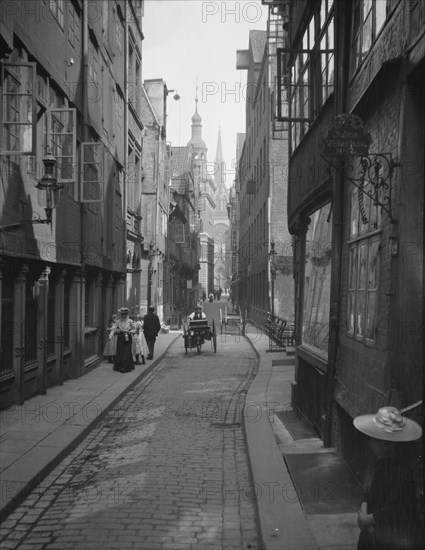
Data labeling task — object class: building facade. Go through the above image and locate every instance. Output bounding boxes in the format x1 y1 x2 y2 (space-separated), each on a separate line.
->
0 0 152 407
274 0 424 479
237 27 294 325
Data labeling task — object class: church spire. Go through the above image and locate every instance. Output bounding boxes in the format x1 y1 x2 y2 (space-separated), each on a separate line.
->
214 127 225 189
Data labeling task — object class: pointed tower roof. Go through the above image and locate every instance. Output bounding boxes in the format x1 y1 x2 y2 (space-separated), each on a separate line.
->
187 86 207 152
214 127 226 191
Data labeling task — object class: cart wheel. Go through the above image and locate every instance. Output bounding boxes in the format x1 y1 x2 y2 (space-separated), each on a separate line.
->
212 320 217 353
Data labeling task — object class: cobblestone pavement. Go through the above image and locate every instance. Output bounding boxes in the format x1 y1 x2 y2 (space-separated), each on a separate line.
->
0 334 261 550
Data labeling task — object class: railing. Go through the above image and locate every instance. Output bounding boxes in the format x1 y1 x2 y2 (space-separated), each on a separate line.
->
265 313 295 352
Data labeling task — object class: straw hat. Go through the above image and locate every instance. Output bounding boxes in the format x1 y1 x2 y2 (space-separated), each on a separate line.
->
353 406 422 442
118 307 129 314
195 305 203 311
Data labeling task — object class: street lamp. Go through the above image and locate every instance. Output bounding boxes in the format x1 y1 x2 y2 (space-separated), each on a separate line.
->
0 148 62 231
269 241 277 319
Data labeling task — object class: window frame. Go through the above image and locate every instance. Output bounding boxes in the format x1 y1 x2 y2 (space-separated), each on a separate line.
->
346 184 382 344
80 141 105 203
0 62 37 155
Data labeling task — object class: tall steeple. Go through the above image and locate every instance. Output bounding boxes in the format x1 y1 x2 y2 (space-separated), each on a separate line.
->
187 83 207 154
214 126 225 189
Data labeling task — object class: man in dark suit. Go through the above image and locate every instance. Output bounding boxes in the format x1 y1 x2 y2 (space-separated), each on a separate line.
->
143 306 161 360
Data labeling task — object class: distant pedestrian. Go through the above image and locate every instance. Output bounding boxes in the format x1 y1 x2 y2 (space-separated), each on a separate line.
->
132 314 147 365
354 406 424 550
112 308 136 372
143 306 161 360
202 291 206 301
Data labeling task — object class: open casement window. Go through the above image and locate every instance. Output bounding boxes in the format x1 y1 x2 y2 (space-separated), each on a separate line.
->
48 108 76 183
1 62 37 155
80 142 105 203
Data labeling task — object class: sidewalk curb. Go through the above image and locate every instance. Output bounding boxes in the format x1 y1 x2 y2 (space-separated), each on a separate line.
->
244 332 318 550
0 333 181 523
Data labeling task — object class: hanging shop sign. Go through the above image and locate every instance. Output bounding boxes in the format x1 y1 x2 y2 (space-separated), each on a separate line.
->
320 114 372 157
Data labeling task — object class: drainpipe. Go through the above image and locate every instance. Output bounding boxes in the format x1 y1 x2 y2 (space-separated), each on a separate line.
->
324 0 349 447
78 0 89 377
123 1 129 307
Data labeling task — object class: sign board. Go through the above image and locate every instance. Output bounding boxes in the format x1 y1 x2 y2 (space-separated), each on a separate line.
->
320 114 371 157
139 300 148 315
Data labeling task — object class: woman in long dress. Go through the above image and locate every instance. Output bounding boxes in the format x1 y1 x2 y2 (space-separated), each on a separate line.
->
113 308 136 373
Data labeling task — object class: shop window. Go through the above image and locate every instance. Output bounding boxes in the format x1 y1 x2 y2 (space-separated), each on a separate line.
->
347 185 381 342
302 203 332 355
1 62 36 155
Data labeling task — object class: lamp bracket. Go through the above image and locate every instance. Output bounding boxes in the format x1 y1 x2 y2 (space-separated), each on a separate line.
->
321 152 397 224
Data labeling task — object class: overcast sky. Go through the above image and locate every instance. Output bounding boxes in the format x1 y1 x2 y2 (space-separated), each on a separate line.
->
142 0 268 188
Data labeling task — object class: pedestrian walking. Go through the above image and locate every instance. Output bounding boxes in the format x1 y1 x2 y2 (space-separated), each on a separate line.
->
112 307 136 372
103 314 117 363
132 314 147 365
143 306 161 360
354 406 424 550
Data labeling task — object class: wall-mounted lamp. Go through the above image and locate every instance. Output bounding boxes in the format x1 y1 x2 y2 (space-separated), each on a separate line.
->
167 89 181 101
0 148 62 231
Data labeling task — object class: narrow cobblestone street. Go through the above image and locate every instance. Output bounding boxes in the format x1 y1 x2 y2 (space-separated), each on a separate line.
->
0 334 261 550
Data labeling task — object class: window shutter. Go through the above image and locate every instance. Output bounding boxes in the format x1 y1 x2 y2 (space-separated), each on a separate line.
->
80 142 104 203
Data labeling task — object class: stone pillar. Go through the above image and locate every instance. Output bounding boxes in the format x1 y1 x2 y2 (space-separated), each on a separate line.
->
69 270 85 378
55 270 67 385
37 266 51 395
94 272 103 356
14 265 29 404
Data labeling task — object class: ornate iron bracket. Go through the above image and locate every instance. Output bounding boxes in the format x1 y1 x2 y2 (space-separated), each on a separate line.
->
320 114 398 224
322 153 398 224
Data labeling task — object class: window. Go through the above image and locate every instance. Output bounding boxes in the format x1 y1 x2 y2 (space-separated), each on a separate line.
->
80 141 104 203
319 1 334 106
68 1 81 51
1 62 36 155
88 38 98 87
172 219 185 243
302 203 332 355
49 0 64 29
49 108 76 182
128 33 141 115
278 2 335 152
347 183 381 342
351 0 390 75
